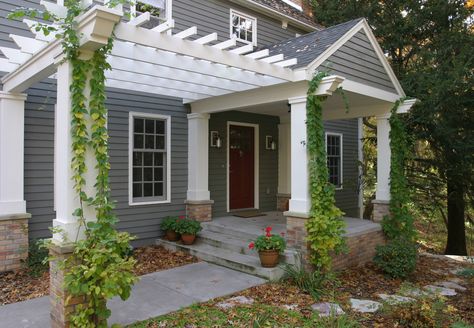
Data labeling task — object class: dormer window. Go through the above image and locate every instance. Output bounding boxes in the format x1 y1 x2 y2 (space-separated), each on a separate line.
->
230 10 257 46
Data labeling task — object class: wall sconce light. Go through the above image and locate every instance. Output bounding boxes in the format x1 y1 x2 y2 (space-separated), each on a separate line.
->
266 135 277 151
210 131 222 148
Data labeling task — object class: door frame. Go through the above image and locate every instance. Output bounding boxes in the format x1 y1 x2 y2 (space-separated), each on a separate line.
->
226 121 259 212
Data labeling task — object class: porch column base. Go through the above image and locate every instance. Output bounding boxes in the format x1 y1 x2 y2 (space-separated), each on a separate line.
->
50 244 88 328
0 213 29 272
284 211 312 270
276 193 290 212
185 200 214 222
372 200 390 223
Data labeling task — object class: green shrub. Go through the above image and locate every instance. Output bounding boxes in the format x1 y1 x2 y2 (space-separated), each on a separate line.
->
374 238 417 279
457 268 474 278
160 216 179 231
23 239 49 277
281 263 334 300
310 314 360 328
175 218 202 235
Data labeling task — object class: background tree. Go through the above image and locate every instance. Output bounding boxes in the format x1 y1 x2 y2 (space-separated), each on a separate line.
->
311 0 474 255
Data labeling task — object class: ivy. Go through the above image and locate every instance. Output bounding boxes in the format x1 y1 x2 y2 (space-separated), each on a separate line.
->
10 1 137 327
381 99 416 242
305 72 347 270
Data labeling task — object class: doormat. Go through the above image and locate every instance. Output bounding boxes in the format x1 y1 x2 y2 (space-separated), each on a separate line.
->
233 210 267 218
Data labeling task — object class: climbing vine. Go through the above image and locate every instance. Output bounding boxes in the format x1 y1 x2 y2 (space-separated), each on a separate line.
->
381 99 416 242
305 72 347 270
10 1 136 327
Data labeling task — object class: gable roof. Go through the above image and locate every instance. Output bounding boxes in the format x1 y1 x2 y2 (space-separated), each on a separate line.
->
265 18 363 68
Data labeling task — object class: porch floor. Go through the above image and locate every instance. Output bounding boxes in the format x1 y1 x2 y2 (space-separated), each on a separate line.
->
208 211 382 238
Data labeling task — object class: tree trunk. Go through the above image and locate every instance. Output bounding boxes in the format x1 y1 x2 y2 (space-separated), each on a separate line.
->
445 174 467 255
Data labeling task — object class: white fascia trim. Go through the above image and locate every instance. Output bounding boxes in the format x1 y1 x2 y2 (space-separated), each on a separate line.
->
341 79 400 103
302 19 406 97
325 132 344 190
230 9 258 46
229 0 318 32
280 0 302 11
128 111 172 206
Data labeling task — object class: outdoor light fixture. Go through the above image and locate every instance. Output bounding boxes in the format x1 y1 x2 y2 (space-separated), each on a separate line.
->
210 131 222 148
266 136 277 151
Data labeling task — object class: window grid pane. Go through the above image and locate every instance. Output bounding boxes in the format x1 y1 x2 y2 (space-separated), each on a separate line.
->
132 116 167 202
231 12 255 44
326 134 342 187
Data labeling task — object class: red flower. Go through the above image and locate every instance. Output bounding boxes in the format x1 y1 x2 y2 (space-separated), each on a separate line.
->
265 226 272 237
179 215 186 219
280 232 285 237
248 242 255 250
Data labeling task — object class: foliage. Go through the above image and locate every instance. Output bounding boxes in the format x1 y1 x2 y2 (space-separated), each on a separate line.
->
457 268 474 279
160 216 181 231
22 239 49 278
281 263 335 300
9 1 137 326
136 1 162 17
374 238 418 279
249 227 286 253
305 72 346 270
175 218 202 235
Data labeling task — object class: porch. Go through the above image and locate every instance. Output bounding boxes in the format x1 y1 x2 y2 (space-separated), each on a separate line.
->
158 211 384 279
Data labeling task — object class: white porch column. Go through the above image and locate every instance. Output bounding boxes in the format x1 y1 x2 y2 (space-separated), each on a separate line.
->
187 113 210 201
53 61 97 244
0 92 27 215
287 96 310 216
277 115 291 211
373 113 391 222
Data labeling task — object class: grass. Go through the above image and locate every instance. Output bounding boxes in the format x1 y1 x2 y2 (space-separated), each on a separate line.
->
128 303 361 328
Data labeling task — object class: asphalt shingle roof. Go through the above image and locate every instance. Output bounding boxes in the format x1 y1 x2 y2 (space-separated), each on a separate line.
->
265 18 364 69
251 0 322 29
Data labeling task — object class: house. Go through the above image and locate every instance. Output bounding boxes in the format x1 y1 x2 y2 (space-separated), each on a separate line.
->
0 0 415 279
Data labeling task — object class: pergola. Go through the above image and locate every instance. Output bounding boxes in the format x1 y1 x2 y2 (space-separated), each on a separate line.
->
0 2 415 244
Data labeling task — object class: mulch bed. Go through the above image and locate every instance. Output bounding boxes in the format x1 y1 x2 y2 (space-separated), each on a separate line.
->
0 245 197 306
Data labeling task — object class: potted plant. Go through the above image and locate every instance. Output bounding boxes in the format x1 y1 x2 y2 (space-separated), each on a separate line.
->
160 216 180 241
175 218 202 245
249 227 286 268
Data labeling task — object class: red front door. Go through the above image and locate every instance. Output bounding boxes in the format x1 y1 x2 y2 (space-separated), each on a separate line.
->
229 125 255 210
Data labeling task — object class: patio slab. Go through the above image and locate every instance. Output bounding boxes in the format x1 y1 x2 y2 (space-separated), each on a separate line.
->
0 262 265 328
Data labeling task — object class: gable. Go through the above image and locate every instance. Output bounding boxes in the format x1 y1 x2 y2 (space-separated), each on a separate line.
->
320 30 398 93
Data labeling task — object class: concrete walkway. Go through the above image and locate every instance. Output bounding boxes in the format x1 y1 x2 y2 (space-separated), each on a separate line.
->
0 262 265 327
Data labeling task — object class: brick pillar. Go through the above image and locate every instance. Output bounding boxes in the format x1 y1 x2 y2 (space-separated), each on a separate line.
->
285 213 312 270
276 194 290 212
185 200 214 222
0 214 29 272
372 200 390 223
50 244 88 328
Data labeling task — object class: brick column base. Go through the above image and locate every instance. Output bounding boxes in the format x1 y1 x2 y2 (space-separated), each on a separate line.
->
0 213 30 272
372 200 390 223
285 212 312 270
50 244 87 328
185 200 214 222
276 194 290 212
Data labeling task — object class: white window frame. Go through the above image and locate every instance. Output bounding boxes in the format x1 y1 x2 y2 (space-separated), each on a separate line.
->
128 111 172 206
230 9 258 46
131 0 173 23
325 132 343 190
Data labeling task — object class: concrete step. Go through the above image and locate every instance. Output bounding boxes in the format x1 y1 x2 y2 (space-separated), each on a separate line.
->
156 238 285 280
201 222 262 240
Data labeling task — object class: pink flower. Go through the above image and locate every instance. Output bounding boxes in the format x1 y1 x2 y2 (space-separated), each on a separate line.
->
280 232 285 237
248 242 255 250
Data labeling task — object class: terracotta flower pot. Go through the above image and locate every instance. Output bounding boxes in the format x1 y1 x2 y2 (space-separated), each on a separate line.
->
166 230 180 242
258 250 280 268
181 233 196 245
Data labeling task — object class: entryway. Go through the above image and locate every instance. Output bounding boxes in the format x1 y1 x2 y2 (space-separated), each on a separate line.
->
228 123 258 211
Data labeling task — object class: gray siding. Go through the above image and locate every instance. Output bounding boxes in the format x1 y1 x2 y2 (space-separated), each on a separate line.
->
209 111 279 217
324 119 360 217
23 79 189 246
0 0 40 48
322 30 397 93
172 0 305 47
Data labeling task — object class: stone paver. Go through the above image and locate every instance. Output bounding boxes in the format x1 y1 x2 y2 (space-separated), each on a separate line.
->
402 287 431 298
350 299 382 313
282 304 298 311
311 302 345 317
0 262 265 328
424 285 457 296
436 281 466 291
377 294 415 305
216 296 254 309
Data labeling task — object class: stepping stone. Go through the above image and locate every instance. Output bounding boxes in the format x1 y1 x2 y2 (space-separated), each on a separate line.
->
448 277 464 284
450 268 465 275
424 285 457 296
436 281 466 291
283 304 298 311
377 294 415 305
350 299 382 313
216 296 254 309
402 288 431 298
311 302 345 317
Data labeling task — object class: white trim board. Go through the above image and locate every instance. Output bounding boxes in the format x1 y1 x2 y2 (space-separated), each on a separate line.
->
226 121 260 212
230 9 258 46
128 111 172 206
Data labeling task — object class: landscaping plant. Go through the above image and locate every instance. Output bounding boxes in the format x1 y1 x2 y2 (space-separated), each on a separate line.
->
249 227 286 267
175 218 202 245
160 216 181 241
281 262 334 300
23 239 49 278
373 237 418 279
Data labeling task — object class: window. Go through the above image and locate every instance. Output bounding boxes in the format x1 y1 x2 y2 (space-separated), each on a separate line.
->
129 112 171 205
230 10 257 45
326 133 343 189
131 0 172 25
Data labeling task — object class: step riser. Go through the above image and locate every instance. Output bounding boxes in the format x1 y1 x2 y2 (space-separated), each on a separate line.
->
202 224 261 240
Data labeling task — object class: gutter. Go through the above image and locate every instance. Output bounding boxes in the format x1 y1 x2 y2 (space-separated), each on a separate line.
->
228 0 320 32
